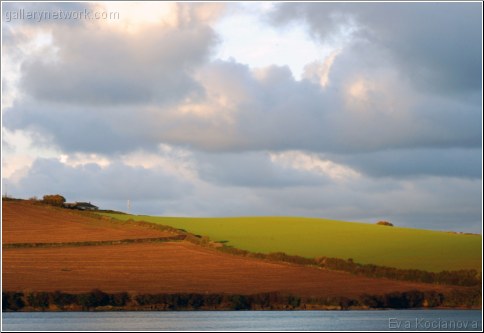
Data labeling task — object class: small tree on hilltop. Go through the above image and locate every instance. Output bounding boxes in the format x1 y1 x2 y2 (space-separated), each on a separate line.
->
376 221 394 227
42 194 66 207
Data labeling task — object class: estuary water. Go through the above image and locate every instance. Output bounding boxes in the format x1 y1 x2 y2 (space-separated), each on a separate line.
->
2 310 482 331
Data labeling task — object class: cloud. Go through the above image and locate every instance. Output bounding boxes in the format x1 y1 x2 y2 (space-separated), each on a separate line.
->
5 54 481 168
269 150 360 182
4 157 192 204
195 151 329 188
3 101 164 154
4 2 481 158
329 148 482 179
19 20 216 106
1 2 226 109
158 59 480 154
269 2 482 95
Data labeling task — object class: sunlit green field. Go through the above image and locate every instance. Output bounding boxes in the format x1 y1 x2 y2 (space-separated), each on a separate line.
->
102 214 481 272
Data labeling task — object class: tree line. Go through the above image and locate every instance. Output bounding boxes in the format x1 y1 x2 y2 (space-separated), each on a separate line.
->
3 287 481 312
315 257 480 287
212 244 480 287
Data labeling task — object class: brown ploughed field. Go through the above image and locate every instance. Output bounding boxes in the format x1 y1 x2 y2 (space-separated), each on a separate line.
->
3 242 452 297
2 201 174 244
2 200 453 297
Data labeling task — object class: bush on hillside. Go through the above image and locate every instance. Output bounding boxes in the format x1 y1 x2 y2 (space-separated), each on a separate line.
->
376 221 393 226
42 194 66 207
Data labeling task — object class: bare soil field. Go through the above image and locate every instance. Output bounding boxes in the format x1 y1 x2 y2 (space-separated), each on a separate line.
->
2 241 453 297
2 201 174 244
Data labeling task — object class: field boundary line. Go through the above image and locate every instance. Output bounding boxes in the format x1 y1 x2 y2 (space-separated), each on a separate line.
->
2 235 186 249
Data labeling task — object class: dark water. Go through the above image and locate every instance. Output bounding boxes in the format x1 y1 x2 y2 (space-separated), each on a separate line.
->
2 310 482 331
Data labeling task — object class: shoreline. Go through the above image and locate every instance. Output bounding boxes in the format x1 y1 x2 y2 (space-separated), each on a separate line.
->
5 306 482 312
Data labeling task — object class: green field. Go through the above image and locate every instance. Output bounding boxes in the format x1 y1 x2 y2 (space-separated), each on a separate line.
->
102 214 482 272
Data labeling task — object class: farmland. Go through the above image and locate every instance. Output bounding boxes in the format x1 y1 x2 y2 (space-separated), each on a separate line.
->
102 214 482 272
1 199 480 310
1 200 460 294
3 201 175 244
3 241 454 298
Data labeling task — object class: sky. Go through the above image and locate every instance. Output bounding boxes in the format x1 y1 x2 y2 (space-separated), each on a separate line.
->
1 1 482 232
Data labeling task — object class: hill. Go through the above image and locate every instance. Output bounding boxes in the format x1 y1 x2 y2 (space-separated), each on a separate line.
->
3 201 175 244
1 200 459 298
102 214 482 272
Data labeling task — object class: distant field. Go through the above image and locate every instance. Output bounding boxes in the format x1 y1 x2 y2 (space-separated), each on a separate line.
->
102 214 482 272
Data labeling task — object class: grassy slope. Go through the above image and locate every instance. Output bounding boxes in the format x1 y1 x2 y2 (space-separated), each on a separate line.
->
102 214 482 272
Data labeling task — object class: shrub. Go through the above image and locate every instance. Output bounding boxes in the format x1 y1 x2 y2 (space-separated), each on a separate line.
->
187 293 205 309
360 294 384 308
27 292 50 309
77 289 109 309
423 291 444 307
2 292 25 311
315 256 480 287
376 221 393 226
109 292 130 306
50 291 77 308
230 295 251 310
42 194 66 207
287 295 301 308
